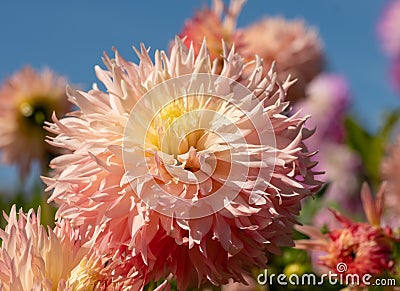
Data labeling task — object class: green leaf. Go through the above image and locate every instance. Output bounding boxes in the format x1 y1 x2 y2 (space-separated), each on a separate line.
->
344 109 400 188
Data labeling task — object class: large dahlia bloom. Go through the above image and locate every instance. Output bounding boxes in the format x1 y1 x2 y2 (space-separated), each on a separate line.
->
178 0 245 61
0 66 70 178
43 38 320 290
0 206 88 290
296 183 394 278
241 17 324 102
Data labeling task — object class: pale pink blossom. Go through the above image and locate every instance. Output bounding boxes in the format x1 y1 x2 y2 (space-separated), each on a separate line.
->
0 205 158 290
0 66 70 178
241 17 324 102
0 206 88 290
43 38 320 289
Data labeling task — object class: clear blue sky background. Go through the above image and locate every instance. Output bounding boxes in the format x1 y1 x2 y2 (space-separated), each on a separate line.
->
0 0 398 190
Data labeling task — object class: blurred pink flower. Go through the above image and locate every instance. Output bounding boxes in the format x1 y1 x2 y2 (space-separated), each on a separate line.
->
378 1 400 94
295 74 349 143
378 0 400 58
241 17 324 102
312 143 361 227
381 135 400 229
0 206 88 290
179 0 245 61
295 74 361 226
0 66 70 178
43 38 320 289
390 57 400 92
296 183 394 278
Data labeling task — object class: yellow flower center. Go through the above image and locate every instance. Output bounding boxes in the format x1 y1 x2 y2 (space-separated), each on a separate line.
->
158 100 187 127
67 256 100 290
146 97 203 157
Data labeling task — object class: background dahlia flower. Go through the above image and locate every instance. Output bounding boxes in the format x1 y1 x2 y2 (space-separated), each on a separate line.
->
381 135 400 229
241 17 324 102
296 183 394 278
378 0 400 59
295 74 349 144
0 66 70 178
43 38 320 290
294 74 361 229
178 0 245 61
0 205 88 290
378 0 400 93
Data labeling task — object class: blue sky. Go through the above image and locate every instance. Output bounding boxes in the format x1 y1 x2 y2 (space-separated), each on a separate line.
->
0 0 398 188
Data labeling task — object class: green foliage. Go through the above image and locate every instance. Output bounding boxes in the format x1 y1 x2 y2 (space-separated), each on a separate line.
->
298 183 329 225
0 183 56 229
345 109 400 188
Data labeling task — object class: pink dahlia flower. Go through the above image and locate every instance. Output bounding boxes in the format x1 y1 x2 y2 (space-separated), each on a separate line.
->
381 135 400 229
43 38 320 290
0 66 71 178
0 206 89 290
241 17 324 102
378 0 400 58
178 0 245 61
296 183 394 278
